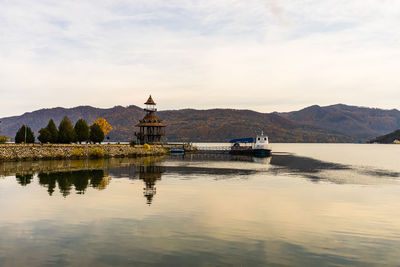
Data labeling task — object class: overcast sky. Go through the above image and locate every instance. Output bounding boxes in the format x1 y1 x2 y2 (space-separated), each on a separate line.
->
1 0 399 117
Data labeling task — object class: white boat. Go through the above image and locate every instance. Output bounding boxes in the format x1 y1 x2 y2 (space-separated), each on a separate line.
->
229 132 272 157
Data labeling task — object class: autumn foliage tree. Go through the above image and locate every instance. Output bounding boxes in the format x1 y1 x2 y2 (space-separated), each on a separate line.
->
92 118 112 136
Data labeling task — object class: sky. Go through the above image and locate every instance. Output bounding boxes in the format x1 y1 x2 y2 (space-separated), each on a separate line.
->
1 0 400 117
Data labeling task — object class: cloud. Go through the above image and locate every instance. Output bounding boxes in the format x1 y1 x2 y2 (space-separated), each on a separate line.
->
0 0 400 116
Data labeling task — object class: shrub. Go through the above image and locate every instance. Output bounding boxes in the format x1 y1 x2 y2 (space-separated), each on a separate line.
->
75 119 90 144
72 148 85 158
90 124 105 143
53 151 66 159
58 116 75 143
89 147 104 158
15 125 35 143
0 135 9 144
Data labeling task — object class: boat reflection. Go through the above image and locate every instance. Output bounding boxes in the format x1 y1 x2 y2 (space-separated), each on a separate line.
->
172 153 272 164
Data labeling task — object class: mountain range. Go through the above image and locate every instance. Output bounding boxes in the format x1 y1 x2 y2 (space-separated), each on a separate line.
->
280 104 400 140
1 104 399 143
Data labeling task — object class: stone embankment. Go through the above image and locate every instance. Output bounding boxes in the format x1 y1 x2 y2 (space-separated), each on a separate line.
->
0 144 168 161
0 156 166 177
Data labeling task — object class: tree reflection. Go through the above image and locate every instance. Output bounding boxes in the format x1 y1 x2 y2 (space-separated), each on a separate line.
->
11 157 165 202
15 173 34 186
36 170 109 197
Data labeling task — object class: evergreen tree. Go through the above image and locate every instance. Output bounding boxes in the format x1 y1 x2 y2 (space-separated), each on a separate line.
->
58 117 75 144
15 125 35 143
46 119 59 143
38 128 51 143
74 119 90 144
90 124 105 143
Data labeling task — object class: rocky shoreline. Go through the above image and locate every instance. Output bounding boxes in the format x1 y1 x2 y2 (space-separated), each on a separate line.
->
0 144 169 161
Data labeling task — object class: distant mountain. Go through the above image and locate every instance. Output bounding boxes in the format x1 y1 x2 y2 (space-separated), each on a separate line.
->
0 105 354 143
279 104 400 140
158 109 354 142
368 129 400 144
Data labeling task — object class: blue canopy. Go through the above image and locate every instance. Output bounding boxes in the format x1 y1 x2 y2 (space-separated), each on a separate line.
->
229 138 254 143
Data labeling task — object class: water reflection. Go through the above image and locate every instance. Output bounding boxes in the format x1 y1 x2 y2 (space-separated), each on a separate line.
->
168 152 400 184
36 170 109 196
9 157 166 204
2 146 400 266
15 173 34 186
3 151 400 201
139 165 164 205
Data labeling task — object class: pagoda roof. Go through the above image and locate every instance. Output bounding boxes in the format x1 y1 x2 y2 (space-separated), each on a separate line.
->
145 95 156 105
135 113 166 127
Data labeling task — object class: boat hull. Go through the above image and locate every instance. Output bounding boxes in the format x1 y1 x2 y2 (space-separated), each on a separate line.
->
230 148 271 157
253 149 272 157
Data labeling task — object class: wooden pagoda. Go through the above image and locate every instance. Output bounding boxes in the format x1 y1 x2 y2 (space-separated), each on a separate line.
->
135 95 166 144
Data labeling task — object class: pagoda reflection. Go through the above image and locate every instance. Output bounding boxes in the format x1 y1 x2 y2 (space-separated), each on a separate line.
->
139 164 164 205
105 157 166 205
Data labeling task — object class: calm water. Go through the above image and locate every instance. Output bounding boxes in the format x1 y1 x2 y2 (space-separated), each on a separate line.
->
1 144 400 266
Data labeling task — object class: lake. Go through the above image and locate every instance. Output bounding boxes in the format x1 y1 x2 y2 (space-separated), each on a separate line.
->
0 144 400 266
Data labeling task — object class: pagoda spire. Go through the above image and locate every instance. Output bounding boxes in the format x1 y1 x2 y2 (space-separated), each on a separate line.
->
145 95 156 105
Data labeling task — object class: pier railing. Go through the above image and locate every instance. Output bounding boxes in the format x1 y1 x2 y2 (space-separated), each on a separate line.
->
196 146 231 151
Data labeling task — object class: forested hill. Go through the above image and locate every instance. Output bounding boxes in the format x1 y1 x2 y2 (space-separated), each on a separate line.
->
279 104 400 140
368 129 400 144
0 105 355 143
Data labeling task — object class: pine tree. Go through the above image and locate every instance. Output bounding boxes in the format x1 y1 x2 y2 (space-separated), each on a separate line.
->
58 117 75 144
15 125 35 144
90 124 105 143
74 119 90 144
46 119 59 143
38 128 51 143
